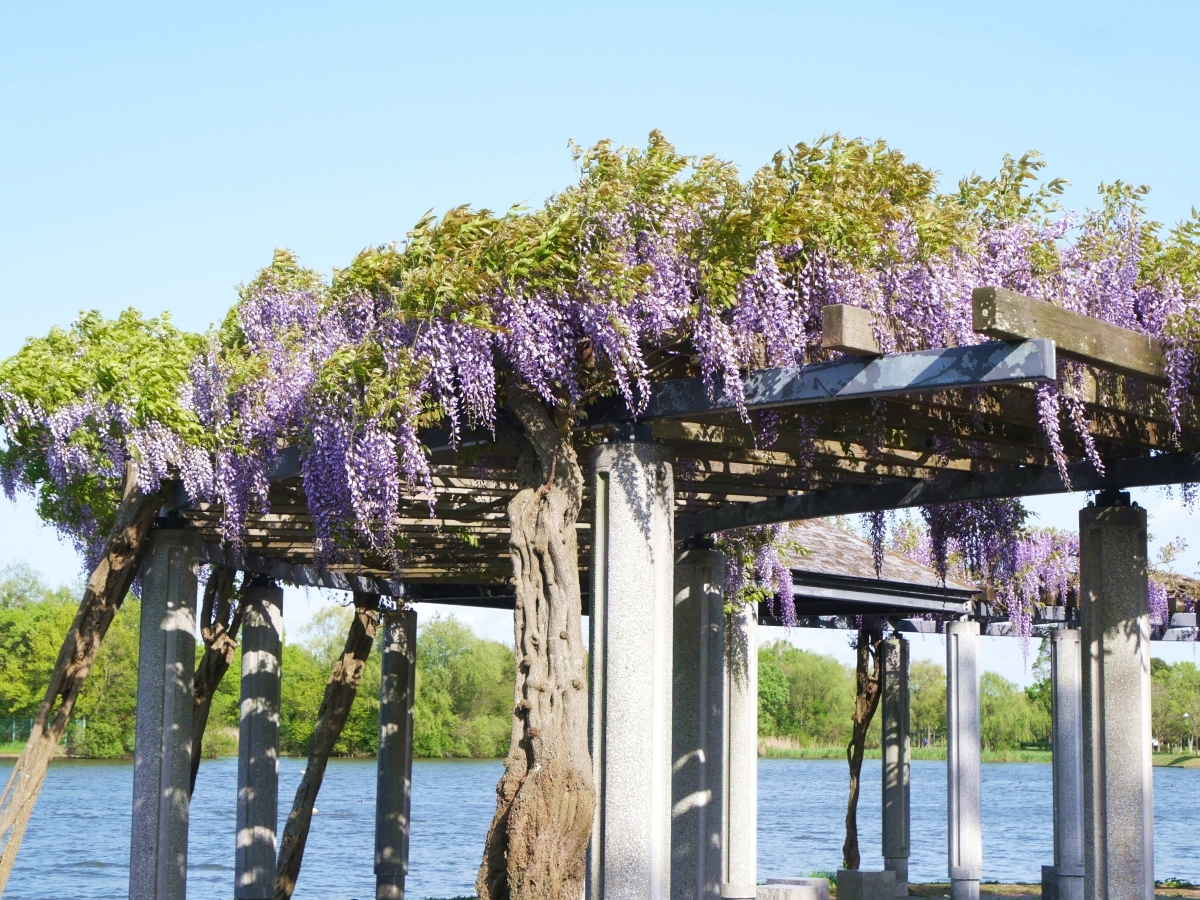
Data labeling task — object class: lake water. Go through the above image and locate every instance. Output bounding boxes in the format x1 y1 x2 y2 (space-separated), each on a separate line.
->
2 756 1197 899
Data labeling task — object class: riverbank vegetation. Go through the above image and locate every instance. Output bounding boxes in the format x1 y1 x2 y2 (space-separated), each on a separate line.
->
0 563 515 759
3 564 1200 760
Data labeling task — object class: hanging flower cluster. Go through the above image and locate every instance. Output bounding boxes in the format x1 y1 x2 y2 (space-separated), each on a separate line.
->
714 524 797 626
3 136 1200 578
888 514 1079 642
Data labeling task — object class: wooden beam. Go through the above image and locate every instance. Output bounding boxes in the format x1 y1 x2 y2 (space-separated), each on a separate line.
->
821 305 880 356
196 540 405 597
677 452 1200 535
973 287 1166 383
631 339 1056 421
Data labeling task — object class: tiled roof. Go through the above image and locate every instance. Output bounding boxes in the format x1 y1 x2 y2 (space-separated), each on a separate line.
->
779 518 974 590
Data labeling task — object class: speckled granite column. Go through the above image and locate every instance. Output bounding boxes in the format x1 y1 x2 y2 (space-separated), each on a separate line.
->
721 600 757 900
129 528 198 900
589 439 675 900
1051 628 1084 900
946 620 981 900
235 578 283 899
671 546 725 900
1080 492 1154 900
376 606 416 900
882 637 910 897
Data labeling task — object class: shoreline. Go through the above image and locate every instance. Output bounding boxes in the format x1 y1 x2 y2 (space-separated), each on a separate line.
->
760 745 1200 768
6 750 1200 769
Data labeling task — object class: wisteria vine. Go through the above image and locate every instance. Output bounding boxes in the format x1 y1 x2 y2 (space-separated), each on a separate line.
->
3 136 1200 593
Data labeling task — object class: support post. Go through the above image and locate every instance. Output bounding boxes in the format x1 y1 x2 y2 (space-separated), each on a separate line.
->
129 528 199 900
946 620 981 900
589 439 675 900
671 546 725 900
1051 629 1084 900
882 637 910 897
722 601 757 900
376 607 417 900
1080 492 1154 900
235 578 284 899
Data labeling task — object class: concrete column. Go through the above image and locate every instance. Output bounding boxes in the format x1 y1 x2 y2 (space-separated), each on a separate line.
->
1079 492 1154 900
946 620 981 900
671 546 725 900
1051 629 1084 900
129 528 199 900
376 607 417 900
588 439 675 900
722 601 757 900
235 579 284 899
882 637 911 897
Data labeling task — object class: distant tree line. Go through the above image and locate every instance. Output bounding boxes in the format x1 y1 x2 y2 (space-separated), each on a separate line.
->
758 638 1200 755
3 565 1199 759
0 564 514 759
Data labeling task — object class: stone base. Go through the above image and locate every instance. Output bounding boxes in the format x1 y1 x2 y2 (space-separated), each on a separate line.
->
759 887 819 900
764 878 831 900
837 870 896 900
950 879 980 900
1041 865 1058 900
884 857 908 897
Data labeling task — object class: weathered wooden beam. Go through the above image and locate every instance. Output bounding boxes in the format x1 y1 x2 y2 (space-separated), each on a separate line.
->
677 452 1200 535
634 339 1056 421
821 304 880 356
196 540 405 597
973 287 1166 383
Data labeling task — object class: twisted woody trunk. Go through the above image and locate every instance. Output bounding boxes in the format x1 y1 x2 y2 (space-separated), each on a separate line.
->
842 626 884 870
0 463 161 892
477 384 595 900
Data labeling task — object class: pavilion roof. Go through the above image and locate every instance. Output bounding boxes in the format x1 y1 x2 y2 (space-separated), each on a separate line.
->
178 291 1200 591
782 519 973 591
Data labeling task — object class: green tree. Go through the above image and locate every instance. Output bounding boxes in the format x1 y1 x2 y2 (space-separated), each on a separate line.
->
413 616 514 758
0 562 143 758
1151 658 1200 752
69 600 141 757
757 640 856 746
980 672 1048 751
909 659 946 745
757 651 790 736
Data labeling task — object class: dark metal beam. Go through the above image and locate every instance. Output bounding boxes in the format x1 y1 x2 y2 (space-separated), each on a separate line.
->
678 452 1200 535
624 339 1055 421
790 568 974 617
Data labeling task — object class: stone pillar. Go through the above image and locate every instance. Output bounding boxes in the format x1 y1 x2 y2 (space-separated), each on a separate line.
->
1051 629 1084 900
376 607 417 900
671 546 725 900
1079 492 1154 900
722 601 757 900
129 528 199 900
946 620 981 900
235 578 284 899
882 637 911 897
589 439 675 900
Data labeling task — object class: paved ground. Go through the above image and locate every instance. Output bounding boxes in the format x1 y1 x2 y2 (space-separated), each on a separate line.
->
902 884 1199 900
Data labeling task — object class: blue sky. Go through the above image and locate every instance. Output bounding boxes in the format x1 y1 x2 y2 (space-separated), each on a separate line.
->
3 1 1199 681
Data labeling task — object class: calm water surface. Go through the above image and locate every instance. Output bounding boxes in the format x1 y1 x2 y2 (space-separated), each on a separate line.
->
2 757 1196 899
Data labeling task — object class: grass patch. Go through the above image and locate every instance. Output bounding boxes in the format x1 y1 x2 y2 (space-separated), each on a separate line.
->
1153 753 1200 768
0 741 25 755
760 745 1052 763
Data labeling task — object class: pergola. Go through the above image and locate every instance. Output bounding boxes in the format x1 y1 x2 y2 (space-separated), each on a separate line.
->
127 288 1198 900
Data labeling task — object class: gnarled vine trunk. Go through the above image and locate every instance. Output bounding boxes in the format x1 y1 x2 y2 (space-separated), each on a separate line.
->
190 565 243 795
274 591 380 900
0 462 161 892
842 626 884 870
477 385 594 900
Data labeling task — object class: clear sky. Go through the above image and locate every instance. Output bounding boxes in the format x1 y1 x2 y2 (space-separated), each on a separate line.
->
3 1 1199 682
